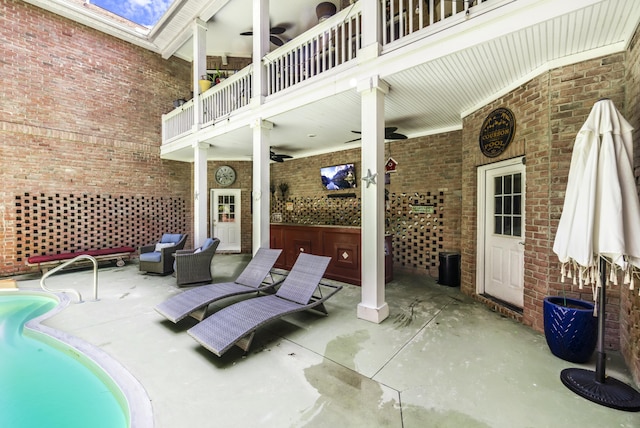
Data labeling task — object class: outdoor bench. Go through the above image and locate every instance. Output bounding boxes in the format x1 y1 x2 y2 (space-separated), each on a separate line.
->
27 246 136 273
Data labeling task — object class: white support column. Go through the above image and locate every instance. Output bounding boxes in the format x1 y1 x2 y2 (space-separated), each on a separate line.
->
251 0 269 105
357 75 389 324
193 142 209 248
359 0 381 61
192 18 207 130
251 119 272 255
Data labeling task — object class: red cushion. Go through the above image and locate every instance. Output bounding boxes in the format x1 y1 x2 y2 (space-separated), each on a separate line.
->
87 246 135 257
28 246 135 264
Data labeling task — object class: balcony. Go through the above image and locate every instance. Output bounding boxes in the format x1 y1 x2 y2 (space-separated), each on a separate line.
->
161 0 485 145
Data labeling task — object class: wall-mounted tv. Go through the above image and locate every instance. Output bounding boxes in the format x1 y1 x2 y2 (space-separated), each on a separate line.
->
321 163 357 190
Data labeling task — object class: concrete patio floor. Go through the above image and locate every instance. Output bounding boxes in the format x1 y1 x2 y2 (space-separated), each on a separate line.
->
14 254 640 427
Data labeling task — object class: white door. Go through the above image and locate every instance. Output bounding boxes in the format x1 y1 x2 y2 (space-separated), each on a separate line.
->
211 189 241 252
477 158 525 307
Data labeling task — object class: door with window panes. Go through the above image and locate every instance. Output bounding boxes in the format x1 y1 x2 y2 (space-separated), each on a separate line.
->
211 189 241 252
483 160 525 307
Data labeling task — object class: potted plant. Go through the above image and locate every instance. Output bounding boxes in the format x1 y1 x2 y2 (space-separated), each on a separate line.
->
213 68 225 85
543 294 597 363
198 74 212 93
278 182 289 200
316 2 337 22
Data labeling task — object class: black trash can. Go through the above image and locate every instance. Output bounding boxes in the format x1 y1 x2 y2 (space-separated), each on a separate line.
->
438 252 460 287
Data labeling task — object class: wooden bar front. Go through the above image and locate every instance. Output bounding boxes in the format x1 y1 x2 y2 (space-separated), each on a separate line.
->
270 224 361 285
270 224 393 286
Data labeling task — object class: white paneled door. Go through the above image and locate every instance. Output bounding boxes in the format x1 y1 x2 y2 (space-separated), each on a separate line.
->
478 158 525 308
211 189 241 252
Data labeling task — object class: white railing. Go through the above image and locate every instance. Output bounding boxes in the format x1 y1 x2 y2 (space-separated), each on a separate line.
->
382 0 488 44
40 255 99 303
202 66 253 126
264 3 362 95
161 0 489 144
162 99 194 143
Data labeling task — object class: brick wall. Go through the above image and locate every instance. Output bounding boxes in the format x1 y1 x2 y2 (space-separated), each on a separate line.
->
206 161 253 253
548 54 627 352
462 52 629 351
271 148 362 198
2 0 639 387
385 132 462 276
0 0 193 274
14 192 187 261
622 22 640 386
270 131 463 278
461 83 536 323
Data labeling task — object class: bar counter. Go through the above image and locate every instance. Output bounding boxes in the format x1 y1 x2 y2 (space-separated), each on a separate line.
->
270 224 392 286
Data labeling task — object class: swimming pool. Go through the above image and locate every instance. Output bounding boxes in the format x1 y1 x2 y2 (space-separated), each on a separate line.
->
0 291 152 428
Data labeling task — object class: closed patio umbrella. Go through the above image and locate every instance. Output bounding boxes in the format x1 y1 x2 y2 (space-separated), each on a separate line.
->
553 98 640 411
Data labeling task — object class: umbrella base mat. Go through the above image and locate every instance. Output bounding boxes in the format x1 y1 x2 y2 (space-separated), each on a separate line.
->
561 368 640 412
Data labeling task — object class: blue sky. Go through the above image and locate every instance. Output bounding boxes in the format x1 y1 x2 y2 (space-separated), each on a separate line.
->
91 0 174 27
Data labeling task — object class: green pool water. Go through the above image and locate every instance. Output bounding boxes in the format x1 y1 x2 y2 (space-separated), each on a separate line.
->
0 294 128 428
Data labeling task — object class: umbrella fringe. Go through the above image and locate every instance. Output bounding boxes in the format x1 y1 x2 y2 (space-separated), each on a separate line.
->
558 257 640 297
599 256 640 295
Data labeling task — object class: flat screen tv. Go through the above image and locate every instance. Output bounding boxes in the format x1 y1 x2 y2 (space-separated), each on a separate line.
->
321 163 356 190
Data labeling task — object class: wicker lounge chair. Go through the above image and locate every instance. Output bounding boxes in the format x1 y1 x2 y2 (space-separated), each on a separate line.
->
155 248 283 323
187 253 342 357
174 238 220 286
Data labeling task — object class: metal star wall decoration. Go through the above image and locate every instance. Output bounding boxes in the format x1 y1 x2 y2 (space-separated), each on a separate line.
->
362 169 377 188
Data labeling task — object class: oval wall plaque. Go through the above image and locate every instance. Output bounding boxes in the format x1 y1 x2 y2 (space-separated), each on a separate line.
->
478 107 516 158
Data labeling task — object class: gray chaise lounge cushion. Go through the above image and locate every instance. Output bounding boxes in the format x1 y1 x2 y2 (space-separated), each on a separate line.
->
187 253 342 357
155 248 283 322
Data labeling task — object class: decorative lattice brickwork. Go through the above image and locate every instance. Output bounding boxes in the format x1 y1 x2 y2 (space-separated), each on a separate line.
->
269 191 449 277
271 195 361 226
15 193 187 262
387 191 445 275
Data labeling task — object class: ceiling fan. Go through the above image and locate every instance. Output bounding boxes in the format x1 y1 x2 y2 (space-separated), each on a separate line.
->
270 149 293 162
344 126 408 143
240 24 288 47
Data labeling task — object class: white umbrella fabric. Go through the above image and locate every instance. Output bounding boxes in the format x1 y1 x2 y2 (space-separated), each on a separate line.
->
553 98 640 287
552 98 640 411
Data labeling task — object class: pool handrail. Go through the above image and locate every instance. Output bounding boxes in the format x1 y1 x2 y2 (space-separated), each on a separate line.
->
40 254 98 302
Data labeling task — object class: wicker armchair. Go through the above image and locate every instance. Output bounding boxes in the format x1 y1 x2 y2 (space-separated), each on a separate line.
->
139 233 187 275
175 238 220 286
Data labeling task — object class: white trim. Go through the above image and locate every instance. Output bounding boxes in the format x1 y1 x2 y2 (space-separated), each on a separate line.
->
210 188 242 252
476 156 524 296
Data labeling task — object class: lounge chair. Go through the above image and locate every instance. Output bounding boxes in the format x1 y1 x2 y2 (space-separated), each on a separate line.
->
155 248 283 323
187 253 342 357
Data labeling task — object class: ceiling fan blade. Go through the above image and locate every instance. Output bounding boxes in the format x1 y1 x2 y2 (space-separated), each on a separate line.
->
270 150 292 162
344 137 362 143
351 127 406 141
270 26 286 35
386 132 407 140
240 30 253 36
270 35 285 46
